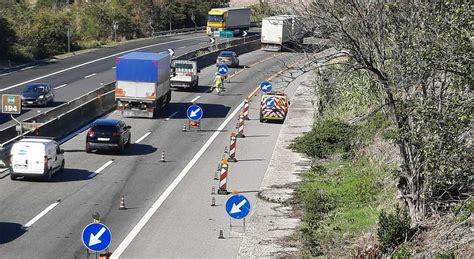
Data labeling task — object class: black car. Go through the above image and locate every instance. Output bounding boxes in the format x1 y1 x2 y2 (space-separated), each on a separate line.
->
85 119 132 154
21 83 54 107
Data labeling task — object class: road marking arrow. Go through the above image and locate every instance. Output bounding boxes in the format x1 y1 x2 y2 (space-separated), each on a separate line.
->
190 108 201 118
89 227 106 246
230 199 247 214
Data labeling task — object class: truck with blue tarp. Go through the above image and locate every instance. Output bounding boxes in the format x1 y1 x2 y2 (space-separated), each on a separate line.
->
115 51 171 118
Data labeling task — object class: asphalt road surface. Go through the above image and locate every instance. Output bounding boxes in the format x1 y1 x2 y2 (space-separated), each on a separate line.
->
0 49 302 258
0 32 211 130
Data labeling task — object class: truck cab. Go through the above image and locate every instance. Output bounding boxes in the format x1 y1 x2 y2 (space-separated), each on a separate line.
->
170 60 199 89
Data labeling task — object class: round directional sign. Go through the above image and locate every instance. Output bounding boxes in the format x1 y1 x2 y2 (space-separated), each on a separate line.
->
217 64 229 75
260 81 272 93
82 223 112 252
265 98 275 108
226 194 251 219
187 104 203 121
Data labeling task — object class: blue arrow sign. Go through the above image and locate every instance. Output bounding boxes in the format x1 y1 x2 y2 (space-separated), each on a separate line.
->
260 81 272 93
217 64 229 75
187 104 203 121
265 98 275 108
82 223 112 252
226 194 251 219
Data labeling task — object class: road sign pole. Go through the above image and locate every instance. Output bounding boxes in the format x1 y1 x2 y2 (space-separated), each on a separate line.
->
10 114 22 136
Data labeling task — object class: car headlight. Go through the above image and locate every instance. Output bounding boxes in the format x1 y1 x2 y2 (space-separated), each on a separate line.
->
38 95 44 99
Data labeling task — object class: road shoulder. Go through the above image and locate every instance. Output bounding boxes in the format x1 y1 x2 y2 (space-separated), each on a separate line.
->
238 71 315 257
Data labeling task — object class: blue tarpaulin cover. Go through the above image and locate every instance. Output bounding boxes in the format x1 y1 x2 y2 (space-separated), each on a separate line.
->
116 52 168 83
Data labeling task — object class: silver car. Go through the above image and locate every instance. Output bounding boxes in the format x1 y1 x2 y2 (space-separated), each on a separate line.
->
216 51 239 67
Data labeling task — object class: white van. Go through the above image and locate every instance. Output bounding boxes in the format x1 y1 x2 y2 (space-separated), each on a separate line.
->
9 138 65 181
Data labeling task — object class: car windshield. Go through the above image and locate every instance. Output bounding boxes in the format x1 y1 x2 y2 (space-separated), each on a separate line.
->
92 125 118 132
208 15 224 22
219 52 234 57
173 63 193 69
24 85 46 93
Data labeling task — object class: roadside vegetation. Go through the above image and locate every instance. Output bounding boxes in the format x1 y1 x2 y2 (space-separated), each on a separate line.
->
290 0 472 257
0 0 227 62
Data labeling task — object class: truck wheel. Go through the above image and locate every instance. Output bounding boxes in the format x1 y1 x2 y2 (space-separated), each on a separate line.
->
259 113 264 122
10 173 17 181
125 134 131 148
60 160 65 172
166 91 172 106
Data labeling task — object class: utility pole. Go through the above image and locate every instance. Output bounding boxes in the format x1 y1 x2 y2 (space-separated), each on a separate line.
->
113 21 118 42
67 26 71 53
191 11 197 32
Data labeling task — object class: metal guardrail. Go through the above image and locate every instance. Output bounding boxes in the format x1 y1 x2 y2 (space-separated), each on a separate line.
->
152 26 206 37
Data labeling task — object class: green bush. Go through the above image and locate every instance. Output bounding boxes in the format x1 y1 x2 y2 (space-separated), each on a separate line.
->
377 205 414 253
290 119 356 159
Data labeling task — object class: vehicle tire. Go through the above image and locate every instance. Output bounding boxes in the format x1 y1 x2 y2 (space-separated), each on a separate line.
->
166 91 172 106
125 134 131 148
85 143 92 153
10 173 17 181
117 142 125 155
60 160 65 171
44 169 52 181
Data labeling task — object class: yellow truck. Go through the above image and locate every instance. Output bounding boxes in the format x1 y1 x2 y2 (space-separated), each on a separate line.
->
207 7 251 37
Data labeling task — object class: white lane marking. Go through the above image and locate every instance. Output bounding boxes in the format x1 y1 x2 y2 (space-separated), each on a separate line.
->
177 46 185 49
190 96 200 103
24 202 60 228
54 84 67 90
135 131 151 143
0 35 206 93
111 99 246 259
84 73 97 79
112 66 116 69
89 160 114 178
0 72 12 77
20 65 37 71
199 42 207 45
165 112 178 121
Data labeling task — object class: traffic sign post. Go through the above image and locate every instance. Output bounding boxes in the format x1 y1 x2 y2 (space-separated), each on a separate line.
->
260 81 272 93
2 94 23 135
82 223 112 253
226 194 251 232
187 104 203 130
242 30 248 43
217 64 229 76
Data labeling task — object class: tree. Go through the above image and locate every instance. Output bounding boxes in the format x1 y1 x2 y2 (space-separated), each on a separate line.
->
0 16 17 59
294 0 472 223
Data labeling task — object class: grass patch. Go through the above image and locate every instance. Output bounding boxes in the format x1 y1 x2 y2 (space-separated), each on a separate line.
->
297 156 395 256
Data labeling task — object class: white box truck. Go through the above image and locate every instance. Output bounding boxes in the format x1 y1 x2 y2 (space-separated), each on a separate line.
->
115 52 172 118
207 7 251 36
170 60 199 89
261 15 305 52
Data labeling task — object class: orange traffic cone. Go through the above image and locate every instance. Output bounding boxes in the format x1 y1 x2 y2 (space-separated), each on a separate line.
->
161 151 165 162
119 195 126 210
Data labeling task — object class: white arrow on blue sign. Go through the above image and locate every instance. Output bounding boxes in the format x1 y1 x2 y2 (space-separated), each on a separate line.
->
265 98 275 108
217 64 229 75
260 81 272 93
187 104 203 121
226 194 251 219
82 223 112 252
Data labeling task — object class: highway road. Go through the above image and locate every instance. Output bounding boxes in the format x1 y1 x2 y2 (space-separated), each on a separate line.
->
0 32 214 131
0 49 301 258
